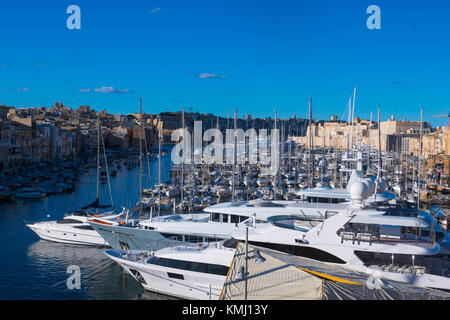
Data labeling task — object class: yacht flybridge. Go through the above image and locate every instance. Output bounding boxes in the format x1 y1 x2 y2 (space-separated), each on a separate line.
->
204 169 396 222
231 181 450 291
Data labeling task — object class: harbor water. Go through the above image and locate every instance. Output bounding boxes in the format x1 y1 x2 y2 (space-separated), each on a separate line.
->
0 151 174 300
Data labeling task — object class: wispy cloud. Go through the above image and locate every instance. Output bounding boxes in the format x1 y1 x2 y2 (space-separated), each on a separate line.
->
192 72 229 80
37 63 45 68
17 88 30 92
151 7 161 14
0 64 8 68
93 86 132 94
78 88 91 93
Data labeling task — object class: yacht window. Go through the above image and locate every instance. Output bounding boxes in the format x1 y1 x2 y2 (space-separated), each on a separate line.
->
167 272 184 280
150 257 228 276
160 233 183 241
57 219 81 224
230 215 240 224
239 216 248 223
185 235 202 243
73 225 94 230
211 213 220 222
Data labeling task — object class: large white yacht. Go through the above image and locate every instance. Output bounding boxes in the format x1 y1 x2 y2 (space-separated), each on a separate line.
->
204 170 396 222
89 211 261 251
27 209 124 246
104 239 237 299
230 182 450 291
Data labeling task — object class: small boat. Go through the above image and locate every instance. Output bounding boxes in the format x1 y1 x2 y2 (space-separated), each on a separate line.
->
15 188 47 199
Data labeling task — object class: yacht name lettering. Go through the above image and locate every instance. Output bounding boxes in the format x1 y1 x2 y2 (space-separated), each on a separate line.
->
226 304 268 316
182 304 216 318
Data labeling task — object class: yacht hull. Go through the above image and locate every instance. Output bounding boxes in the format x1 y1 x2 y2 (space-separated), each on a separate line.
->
27 223 109 246
105 251 225 300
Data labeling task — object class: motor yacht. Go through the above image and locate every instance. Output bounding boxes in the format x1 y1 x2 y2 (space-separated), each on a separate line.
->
104 239 237 299
27 209 125 246
230 182 450 291
89 211 260 251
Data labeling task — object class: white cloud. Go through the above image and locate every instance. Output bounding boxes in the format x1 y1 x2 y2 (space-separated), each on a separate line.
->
197 72 228 79
151 7 161 13
78 88 91 93
93 86 132 94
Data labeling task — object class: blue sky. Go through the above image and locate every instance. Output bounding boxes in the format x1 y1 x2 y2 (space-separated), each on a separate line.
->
0 0 449 126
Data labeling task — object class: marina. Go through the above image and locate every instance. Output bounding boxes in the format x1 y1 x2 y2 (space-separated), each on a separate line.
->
2 116 450 299
1 1 450 304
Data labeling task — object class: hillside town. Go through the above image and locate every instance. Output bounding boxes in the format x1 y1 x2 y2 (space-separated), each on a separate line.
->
1 102 450 185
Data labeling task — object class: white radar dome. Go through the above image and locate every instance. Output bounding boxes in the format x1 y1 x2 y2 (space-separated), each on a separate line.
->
349 181 368 202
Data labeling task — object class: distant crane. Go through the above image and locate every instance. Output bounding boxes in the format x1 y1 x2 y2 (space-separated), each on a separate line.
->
431 111 450 127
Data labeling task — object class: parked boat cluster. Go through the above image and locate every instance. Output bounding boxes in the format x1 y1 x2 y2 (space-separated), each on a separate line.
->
13 105 450 299
22 141 450 299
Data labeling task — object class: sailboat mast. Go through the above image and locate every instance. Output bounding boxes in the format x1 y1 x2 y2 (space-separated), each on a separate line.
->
139 97 143 215
274 110 278 199
308 98 313 187
96 115 101 205
181 107 184 205
350 87 357 150
368 111 372 175
418 107 423 209
232 107 237 202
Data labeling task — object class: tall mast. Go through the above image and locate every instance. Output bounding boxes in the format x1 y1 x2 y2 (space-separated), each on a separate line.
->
232 107 237 202
139 97 143 216
180 107 184 205
378 105 381 174
418 107 423 209
274 109 278 199
350 87 357 150
96 114 101 207
308 98 313 187
368 111 372 175
374 105 382 201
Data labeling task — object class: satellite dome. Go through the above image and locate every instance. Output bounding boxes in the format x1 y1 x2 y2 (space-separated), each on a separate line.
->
349 181 368 202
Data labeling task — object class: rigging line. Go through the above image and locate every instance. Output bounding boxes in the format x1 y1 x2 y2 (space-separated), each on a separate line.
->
50 259 115 288
100 122 114 209
329 282 358 300
82 259 118 282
